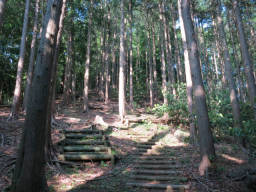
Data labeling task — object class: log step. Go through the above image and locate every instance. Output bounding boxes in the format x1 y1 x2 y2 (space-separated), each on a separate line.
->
58 153 114 161
133 155 174 160
130 175 188 182
127 182 190 191
64 139 105 145
64 129 102 134
135 160 177 164
134 164 182 169
63 145 110 152
65 134 104 139
132 169 182 175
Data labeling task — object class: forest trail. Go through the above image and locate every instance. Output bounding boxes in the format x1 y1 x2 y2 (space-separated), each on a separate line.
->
0 94 253 191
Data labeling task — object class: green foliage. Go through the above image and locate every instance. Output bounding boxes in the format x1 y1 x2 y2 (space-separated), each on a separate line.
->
152 83 189 124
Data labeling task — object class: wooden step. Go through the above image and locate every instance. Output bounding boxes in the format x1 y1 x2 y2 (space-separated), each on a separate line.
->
64 129 102 134
134 164 182 169
58 153 114 161
65 134 104 139
133 155 174 160
64 139 105 145
63 145 110 152
127 182 190 191
132 169 182 175
135 160 177 164
130 175 188 182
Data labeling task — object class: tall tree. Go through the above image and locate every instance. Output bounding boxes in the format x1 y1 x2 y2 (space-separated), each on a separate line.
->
63 28 74 105
83 0 93 112
213 0 242 130
232 0 256 119
119 0 126 123
179 0 215 175
129 0 134 108
11 0 63 191
0 0 7 29
178 0 196 144
9 0 30 119
23 0 40 112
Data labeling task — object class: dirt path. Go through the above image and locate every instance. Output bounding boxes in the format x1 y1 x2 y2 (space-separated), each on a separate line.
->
0 94 254 191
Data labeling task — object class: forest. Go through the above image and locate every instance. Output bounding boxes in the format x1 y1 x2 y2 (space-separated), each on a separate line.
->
0 0 255 191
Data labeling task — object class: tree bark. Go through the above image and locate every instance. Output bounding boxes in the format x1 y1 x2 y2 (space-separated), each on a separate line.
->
232 0 256 119
129 0 133 108
104 5 111 104
179 0 215 176
50 0 66 117
9 0 30 119
159 0 175 96
119 0 126 122
11 1 62 191
23 0 40 112
214 0 242 130
178 0 196 144
83 0 93 112
63 29 74 105
0 0 7 29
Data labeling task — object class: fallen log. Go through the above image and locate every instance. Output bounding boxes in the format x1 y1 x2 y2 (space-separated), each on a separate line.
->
134 164 182 169
64 129 102 134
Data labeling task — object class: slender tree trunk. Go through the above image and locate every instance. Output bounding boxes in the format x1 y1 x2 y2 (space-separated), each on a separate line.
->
147 29 153 107
179 0 215 176
9 0 30 119
151 23 157 83
178 0 196 144
111 29 117 89
11 1 62 191
119 0 126 122
105 5 110 104
83 0 93 112
159 0 175 96
63 29 73 105
232 0 256 119
50 0 66 117
214 0 242 129
0 0 7 29
129 0 133 108
171 3 182 83
160 31 168 106
23 0 40 112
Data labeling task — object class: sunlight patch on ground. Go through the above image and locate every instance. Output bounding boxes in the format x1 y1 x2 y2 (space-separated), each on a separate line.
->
221 154 246 164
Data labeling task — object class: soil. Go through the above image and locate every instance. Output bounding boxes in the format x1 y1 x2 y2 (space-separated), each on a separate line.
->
0 94 255 192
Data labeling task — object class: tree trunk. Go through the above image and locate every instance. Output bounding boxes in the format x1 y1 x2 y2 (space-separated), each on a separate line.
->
232 0 256 119
160 31 168 106
63 29 73 105
23 0 40 112
0 0 7 29
129 0 133 108
178 0 196 144
214 0 242 130
104 5 110 104
119 0 126 122
9 0 30 119
171 3 182 83
83 0 93 112
50 0 66 117
11 1 62 191
148 30 153 107
179 0 215 175
159 0 175 96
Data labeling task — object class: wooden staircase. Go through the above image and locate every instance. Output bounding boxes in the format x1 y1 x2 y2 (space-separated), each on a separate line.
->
127 134 190 192
58 125 115 164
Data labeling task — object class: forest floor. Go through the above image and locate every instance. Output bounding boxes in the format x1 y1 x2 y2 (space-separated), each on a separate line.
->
0 93 255 192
